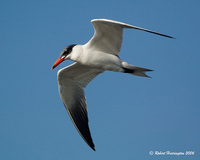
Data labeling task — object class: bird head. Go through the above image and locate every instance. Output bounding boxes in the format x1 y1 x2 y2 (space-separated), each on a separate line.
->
51 44 76 70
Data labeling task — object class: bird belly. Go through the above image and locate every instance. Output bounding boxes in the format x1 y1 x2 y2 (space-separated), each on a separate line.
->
81 51 122 72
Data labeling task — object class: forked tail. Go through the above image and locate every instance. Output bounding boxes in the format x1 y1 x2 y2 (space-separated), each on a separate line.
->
122 61 153 78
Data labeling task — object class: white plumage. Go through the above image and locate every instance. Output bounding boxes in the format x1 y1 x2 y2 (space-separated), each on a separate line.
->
52 19 173 150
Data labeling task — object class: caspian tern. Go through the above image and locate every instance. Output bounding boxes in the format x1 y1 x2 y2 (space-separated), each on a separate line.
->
52 19 173 151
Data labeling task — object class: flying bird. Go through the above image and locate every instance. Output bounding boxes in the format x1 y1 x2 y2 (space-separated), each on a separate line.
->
51 19 173 151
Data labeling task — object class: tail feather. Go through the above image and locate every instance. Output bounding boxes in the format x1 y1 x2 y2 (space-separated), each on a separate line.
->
122 62 153 78
132 66 153 78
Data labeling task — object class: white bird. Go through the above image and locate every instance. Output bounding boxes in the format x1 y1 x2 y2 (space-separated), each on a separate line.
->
51 19 173 151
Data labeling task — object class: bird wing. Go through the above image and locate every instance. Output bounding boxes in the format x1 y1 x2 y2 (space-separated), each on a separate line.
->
85 19 174 56
57 62 104 151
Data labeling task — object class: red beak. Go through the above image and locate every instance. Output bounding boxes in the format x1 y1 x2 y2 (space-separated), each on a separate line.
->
51 57 65 70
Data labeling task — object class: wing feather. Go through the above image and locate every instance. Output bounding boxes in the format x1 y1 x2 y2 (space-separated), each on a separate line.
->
57 62 104 150
85 19 174 56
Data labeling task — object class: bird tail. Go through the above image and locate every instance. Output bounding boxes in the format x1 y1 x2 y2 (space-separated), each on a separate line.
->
121 61 153 78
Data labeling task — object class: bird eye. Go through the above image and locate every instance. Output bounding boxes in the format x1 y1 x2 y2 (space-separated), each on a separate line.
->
60 50 68 58
60 44 76 58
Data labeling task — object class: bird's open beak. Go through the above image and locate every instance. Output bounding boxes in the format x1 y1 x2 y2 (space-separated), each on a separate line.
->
51 57 65 70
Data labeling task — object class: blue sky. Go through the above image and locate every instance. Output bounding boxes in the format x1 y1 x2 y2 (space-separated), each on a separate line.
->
0 0 199 159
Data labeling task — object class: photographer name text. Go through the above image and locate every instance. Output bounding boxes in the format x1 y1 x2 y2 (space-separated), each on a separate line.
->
149 151 195 156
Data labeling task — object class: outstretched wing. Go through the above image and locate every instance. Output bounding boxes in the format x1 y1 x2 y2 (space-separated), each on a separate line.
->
57 62 104 151
85 19 174 56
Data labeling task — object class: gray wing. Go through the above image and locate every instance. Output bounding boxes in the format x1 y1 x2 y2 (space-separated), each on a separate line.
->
57 62 104 151
85 19 174 56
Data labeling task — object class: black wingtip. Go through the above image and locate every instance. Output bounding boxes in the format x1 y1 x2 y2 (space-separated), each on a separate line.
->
155 32 175 39
88 141 95 151
84 139 96 151
171 36 176 39
91 146 96 151
167 35 176 39
86 141 95 151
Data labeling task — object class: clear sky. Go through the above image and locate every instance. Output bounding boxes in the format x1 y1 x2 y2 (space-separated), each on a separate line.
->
0 0 199 159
